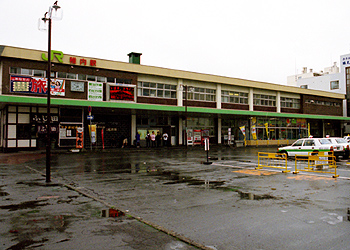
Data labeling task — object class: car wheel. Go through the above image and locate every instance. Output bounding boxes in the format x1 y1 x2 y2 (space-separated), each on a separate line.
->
279 150 288 158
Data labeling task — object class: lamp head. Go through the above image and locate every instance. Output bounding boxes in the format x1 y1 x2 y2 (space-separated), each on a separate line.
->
50 1 63 20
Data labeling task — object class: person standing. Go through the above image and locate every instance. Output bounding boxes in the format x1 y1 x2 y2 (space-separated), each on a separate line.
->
145 131 151 148
156 131 162 147
136 132 140 148
162 132 169 147
150 131 156 147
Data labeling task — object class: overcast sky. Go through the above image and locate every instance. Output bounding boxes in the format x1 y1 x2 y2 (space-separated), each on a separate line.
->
1 0 350 84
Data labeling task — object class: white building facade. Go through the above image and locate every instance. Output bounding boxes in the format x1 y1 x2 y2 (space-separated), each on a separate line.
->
287 54 350 132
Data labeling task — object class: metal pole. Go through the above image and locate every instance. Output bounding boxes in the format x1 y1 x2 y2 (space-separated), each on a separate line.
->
185 85 187 146
90 119 92 151
46 17 52 183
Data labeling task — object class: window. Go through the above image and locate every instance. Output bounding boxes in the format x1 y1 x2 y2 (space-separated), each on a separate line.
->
281 97 300 109
221 90 248 104
57 72 68 78
21 69 32 75
96 76 107 82
300 85 308 89
10 67 45 77
107 77 115 83
10 67 21 74
33 70 46 77
66 73 77 79
56 72 73 79
137 82 177 99
253 94 276 107
330 80 339 90
17 124 31 139
186 87 216 102
78 74 86 80
87 75 96 81
304 140 315 146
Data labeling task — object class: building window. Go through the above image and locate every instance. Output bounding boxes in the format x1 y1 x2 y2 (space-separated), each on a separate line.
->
281 97 300 109
300 85 308 89
221 90 248 104
253 94 276 107
330 80 339 90
137 82 177 99
10 67 45 77
186 87 216 102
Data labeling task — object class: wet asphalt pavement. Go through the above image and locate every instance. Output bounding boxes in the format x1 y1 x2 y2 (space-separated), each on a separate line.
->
1 145 350 250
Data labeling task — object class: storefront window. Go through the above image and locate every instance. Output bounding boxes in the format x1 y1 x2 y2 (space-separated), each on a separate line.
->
17 124 31 139
250 117 307 140
183 117 215 136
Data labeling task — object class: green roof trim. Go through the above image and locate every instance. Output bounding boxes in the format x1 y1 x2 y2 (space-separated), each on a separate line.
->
0 95 349 121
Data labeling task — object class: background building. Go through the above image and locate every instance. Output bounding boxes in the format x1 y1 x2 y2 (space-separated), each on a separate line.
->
1 45 349 151
287 54 350 132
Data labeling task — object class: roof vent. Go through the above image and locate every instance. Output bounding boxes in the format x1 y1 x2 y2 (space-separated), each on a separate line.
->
128 52 142 64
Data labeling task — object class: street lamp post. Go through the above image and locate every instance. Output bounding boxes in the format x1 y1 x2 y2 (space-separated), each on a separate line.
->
40 2 62 183
182 85 194 146
185 85 188 146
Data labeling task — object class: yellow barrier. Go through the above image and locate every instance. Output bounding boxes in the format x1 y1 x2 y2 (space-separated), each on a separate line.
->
256 152 290 173
293 152 339 178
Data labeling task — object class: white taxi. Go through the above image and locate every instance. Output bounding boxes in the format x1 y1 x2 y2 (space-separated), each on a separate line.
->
277 137 342 158
326 137 350 159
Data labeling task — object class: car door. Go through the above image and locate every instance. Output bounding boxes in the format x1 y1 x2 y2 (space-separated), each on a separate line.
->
302 139 316 155
289 139 304 156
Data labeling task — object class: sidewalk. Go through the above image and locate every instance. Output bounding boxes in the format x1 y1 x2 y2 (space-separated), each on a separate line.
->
0 152 200 250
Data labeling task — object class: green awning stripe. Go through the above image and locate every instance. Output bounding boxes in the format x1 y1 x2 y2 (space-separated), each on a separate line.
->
0 95 349 121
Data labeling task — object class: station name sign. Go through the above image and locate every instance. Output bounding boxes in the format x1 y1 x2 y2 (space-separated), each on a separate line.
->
41 50 97 67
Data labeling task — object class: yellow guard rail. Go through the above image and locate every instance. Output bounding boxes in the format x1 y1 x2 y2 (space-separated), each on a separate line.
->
293 152 339 178
256 152 290 173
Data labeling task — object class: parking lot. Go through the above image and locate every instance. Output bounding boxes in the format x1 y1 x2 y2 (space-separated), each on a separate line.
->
1 145 350 249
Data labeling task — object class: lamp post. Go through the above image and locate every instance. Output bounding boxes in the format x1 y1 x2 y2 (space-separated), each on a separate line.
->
182 85 194 146
185 85 188 146
39 1 62 183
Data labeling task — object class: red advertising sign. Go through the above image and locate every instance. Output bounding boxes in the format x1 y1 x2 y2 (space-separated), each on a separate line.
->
109 85 135 101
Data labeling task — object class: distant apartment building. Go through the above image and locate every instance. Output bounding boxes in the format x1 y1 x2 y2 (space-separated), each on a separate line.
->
287 54 350 132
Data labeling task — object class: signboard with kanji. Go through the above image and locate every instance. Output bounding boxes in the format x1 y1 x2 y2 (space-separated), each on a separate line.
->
10 76 65 96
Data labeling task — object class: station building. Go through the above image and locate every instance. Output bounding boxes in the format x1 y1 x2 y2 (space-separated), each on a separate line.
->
0 45 349 151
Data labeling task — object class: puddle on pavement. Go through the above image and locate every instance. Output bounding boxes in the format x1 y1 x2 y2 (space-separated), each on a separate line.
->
238 190 277 200
16 181 61 187
88 162 229 189
7 239 49 250
7 214 71 249
93 163 160 174
0 200 48 211
154 169 225 187
0 191 9 196
101 208 125 218
220 156 240 160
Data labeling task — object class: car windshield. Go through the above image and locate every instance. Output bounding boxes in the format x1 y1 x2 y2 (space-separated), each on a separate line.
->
319 139 332 145
335 138 347 143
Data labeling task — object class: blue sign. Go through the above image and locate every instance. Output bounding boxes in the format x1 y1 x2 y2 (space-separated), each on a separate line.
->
87 115 94 120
